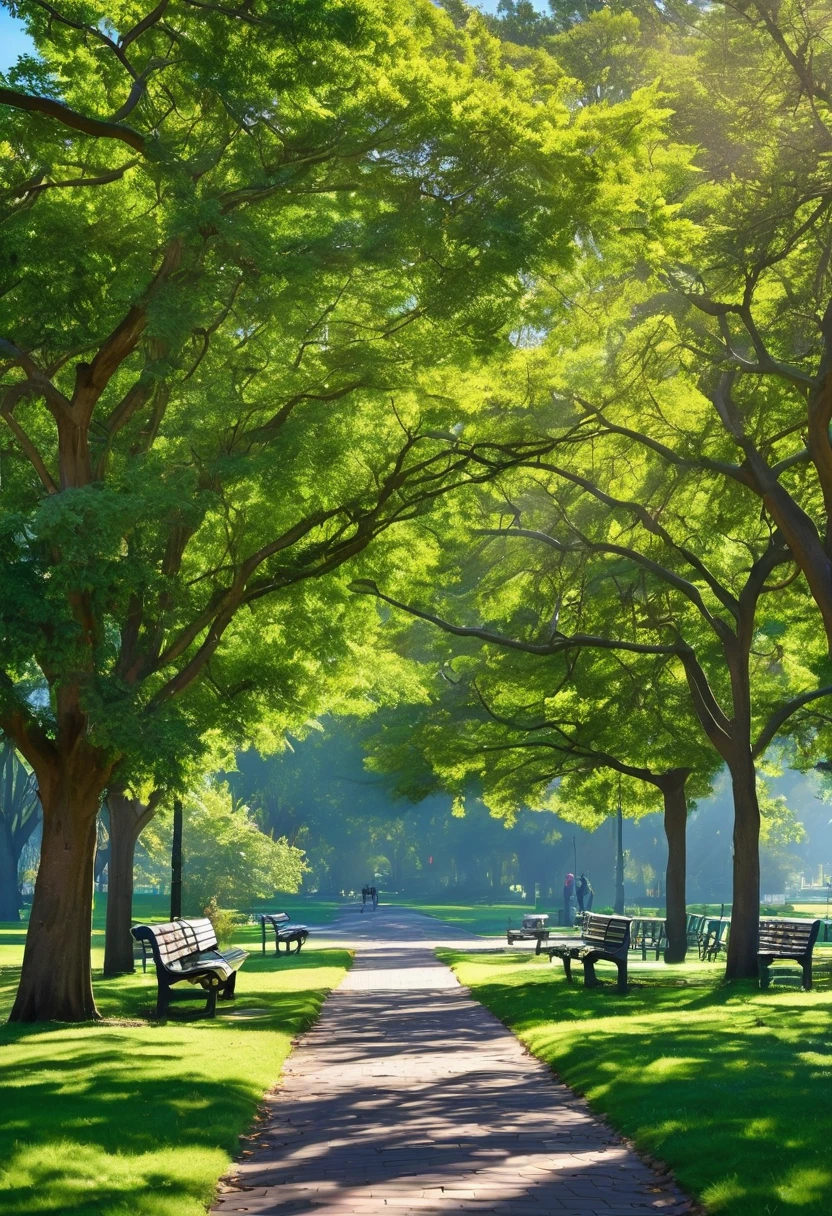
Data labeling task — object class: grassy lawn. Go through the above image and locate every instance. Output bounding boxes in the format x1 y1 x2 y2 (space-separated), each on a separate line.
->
0 921 350 1216
398 899 546 936
441 947 832 1216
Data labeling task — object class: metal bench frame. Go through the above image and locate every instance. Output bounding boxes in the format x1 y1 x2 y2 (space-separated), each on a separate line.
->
132 917 248 1018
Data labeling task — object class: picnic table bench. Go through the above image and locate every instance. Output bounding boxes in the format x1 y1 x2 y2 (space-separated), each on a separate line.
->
258 911 309 955
759 917 821 990
507 913 552 954
132 917 248 1018
545 913 631 992
630 915 666 960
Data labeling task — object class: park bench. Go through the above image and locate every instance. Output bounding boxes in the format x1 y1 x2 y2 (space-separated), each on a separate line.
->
758 917 821 990
686 913 706 951
545 912 631 993
131 917 248 1018
258 911 309 955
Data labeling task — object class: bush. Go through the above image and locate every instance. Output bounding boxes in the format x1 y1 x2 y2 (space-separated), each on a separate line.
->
202 896 239 947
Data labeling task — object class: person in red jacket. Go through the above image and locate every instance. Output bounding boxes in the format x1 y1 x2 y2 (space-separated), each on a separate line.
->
563 872 575 927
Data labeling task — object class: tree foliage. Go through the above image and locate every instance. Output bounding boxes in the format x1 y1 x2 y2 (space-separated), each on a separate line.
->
139 780 305 914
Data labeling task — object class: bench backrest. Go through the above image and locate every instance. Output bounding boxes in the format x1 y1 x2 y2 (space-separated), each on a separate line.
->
133 917 218 966
759 917 820 955
583 913 631 952
260 912 289 926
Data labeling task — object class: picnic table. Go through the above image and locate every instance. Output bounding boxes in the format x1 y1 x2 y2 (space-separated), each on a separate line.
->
507 913 552 954
629 916 667 960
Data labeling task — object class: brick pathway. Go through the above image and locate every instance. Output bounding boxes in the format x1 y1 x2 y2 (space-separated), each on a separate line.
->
212 906 694 1216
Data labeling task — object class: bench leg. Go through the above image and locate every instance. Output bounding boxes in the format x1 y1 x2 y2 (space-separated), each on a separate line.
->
219 972 238 1001
206 985 218 1017
759 960 771 990
561 955 574 984
615 959 627 994
583 958 598 988
802 959 813 991
156 987 170 1019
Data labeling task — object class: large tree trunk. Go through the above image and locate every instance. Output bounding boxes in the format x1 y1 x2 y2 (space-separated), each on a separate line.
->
659 771 689 963
104 790 160 976
0 819 21 921
9 769 106 1022
725 753 761 980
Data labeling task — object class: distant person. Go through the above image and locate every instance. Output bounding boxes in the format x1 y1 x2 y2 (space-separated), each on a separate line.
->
361 885 369 911
563 872 575 927
371 885 378 910
576 873 593 915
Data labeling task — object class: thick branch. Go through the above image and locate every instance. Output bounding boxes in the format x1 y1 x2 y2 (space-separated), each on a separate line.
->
348 581 684 658
752 684 832 758
0 87 146 153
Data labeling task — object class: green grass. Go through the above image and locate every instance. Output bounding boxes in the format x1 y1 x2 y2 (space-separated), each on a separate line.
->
441 947 832 1216
0 923 350 1216
398 899 545 936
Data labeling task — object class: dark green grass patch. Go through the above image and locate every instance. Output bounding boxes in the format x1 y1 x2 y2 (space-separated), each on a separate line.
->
0 931 349 1216
441 948 832 1216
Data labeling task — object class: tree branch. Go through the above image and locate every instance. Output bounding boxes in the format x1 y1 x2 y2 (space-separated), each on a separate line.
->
0 87 146 153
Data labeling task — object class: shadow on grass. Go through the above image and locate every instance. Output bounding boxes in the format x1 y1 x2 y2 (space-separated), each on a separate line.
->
442 950 832 1216
0 949 350 1216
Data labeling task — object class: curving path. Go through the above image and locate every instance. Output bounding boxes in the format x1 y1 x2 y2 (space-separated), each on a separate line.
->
212 906 694 1216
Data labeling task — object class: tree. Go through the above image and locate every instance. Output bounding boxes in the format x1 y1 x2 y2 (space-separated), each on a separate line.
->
137 781 305 913
1 0 637 1019
0 738 40 921
357 596 720 959
351 462 832 978
516 0 832 661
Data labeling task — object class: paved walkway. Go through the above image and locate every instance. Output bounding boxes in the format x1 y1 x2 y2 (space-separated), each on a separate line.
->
212 907 693 1216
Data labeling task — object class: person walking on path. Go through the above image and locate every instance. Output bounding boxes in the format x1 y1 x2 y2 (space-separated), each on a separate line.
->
576 872 593 914
563 872 575 927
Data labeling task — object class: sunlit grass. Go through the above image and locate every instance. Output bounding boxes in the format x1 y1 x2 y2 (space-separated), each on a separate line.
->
398 898 543 936
0 922 349 1216
441 947 832 1215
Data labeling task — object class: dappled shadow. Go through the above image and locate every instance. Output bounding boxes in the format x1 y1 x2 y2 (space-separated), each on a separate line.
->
212 952 691 1216
0 949 351 1216
442 951 832 1216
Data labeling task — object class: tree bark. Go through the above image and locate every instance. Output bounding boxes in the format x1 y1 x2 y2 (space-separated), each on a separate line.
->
9 767 106 1022
659 771 689 963
724 753 761 980
104 790 159 976
0 819 21 921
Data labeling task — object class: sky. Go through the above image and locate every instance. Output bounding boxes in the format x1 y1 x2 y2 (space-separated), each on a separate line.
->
0 2 552 74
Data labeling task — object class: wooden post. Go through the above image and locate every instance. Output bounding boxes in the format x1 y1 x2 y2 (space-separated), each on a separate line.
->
170 798 182 920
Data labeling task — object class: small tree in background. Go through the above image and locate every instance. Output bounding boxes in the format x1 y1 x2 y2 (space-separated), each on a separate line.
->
0 739 40 921
139 781 305 917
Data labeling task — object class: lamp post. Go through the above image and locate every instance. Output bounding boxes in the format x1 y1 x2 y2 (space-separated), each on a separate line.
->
614 781 625 916
170 797 183 920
